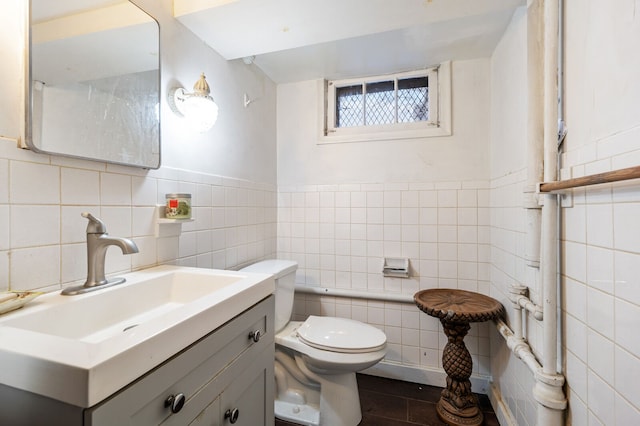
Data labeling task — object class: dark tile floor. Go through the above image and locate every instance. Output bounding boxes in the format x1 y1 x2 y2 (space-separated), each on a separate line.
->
275 373 499 426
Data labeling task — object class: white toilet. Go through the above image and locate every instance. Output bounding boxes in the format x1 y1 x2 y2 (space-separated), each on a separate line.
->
241 260 387 426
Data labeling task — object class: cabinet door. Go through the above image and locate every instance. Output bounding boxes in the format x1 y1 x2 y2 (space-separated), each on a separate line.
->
187 397 220 426
220 346 274 426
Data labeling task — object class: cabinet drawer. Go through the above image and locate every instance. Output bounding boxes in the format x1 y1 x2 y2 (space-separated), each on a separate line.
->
86 296 274 426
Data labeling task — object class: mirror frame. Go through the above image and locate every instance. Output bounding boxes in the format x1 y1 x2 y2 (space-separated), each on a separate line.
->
24 0 162 169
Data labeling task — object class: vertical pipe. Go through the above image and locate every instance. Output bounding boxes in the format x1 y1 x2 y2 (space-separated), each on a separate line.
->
524 0 544 269
541 0 559 379
556 0 566 376
535 0 567 424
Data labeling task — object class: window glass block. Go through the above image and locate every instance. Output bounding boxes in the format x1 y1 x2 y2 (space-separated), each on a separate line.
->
398 77 428 122
336 84 363 127
334 75 430 128
365 80 395 125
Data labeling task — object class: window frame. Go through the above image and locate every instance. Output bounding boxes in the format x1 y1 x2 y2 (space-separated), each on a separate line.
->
318 61 451 144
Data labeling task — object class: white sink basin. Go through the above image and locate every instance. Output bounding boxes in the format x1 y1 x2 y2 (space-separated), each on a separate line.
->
0 265 274 408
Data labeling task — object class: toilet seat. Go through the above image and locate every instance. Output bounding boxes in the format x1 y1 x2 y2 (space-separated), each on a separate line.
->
296 316 386 353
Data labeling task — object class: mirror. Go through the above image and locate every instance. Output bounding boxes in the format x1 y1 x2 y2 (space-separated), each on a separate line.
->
27 0 161 169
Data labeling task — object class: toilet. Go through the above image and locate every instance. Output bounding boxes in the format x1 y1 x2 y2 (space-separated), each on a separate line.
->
241 260 387 426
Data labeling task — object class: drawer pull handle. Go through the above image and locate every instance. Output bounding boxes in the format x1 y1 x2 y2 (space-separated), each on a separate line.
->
248 329 262 343
225 407 240 423
164 393 186 414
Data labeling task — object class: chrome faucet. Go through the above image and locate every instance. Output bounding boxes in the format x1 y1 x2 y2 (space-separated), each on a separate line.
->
61 212 139 295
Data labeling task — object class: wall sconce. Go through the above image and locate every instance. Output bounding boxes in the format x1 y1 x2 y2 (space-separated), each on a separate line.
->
169 73 219 133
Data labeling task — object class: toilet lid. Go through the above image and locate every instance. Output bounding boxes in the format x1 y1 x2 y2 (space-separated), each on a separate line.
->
297 316 387 353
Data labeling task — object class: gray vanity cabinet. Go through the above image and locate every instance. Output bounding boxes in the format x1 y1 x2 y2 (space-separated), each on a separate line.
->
85 295 275 426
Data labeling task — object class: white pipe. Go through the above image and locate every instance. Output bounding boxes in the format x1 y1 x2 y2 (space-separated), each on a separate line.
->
524 0 545 269
295 285 414 303
542 0 559 379
495 318 541 375
556 0 566 377
535 0 567 423
517 295 544 321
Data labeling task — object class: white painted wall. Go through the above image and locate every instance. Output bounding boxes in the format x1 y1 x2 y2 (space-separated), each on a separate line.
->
0 0 278 293
276 59 496 386
277 60 490 185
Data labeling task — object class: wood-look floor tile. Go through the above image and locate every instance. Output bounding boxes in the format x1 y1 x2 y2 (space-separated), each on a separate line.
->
360 389 408 421
359 413 421 425
276 374 497 426
357 374 443 403
406 399 448 426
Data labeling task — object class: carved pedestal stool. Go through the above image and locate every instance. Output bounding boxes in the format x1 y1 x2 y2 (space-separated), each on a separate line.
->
414 289 504 426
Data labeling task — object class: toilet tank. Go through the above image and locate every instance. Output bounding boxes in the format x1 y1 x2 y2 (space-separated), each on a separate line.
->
240 260 298 332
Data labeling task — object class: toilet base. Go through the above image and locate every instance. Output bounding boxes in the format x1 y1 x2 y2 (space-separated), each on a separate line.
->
275 400 320 426
274 347 363 426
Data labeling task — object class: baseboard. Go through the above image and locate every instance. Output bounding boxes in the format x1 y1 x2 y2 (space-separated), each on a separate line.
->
361 360 491 394
488 382 517 426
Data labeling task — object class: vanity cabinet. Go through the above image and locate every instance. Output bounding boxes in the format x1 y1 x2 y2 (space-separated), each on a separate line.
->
87 295 275 426
0 296 274 426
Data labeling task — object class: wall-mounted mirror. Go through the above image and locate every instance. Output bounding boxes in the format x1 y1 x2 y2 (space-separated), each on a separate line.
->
26 0 161 169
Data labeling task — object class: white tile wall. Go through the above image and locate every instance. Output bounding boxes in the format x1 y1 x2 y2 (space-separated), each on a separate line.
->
278 180 493 375
0 154 277 292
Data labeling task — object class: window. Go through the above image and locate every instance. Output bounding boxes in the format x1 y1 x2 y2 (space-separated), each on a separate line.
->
319 62 451 143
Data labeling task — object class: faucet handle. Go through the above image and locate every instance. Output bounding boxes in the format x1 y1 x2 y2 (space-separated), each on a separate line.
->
81 212 107 234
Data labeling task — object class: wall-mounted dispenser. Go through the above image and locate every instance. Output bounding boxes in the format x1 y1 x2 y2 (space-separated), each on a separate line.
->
382 257 410 278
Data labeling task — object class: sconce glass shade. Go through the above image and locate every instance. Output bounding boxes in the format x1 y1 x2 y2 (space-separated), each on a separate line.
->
169 73 219 133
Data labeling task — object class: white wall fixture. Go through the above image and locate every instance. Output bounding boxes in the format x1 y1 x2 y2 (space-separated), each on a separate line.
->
382 257 410 278
169 73 219 133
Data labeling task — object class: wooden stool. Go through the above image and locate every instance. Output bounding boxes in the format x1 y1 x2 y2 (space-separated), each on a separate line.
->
414 289 504 426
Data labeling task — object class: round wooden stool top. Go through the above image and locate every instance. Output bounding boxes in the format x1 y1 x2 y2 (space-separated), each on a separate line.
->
414 289 504 323
414 289 504 426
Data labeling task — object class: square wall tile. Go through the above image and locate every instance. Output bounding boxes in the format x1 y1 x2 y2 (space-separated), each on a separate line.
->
613 203 640 252
11 245 60 290
614 298 640 355
383 191 401 208
587 330 614 385
564 278 587 322
565 314 588 362
587 370 615 426
587 288 614 337
61 168 100 205
615 392 640 425
10 161 59 204
100 207 132 236
0 251 8 291
0 159 8 203
101 173 131 205
11 205 60 248
0 205 8 250
131 236 157 269
62 206 96 244
586 204 613 248
614 250 640 305
586 246 614 294
61 243 86 284
132 176 158 206
615 345 640 411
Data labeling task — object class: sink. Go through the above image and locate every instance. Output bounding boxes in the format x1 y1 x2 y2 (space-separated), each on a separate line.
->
0 265 274 408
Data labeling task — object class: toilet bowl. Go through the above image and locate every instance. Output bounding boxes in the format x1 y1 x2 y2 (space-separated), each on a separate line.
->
240 260 387 426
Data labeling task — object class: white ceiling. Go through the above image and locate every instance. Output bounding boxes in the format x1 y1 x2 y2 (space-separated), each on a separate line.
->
174 0 525 83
